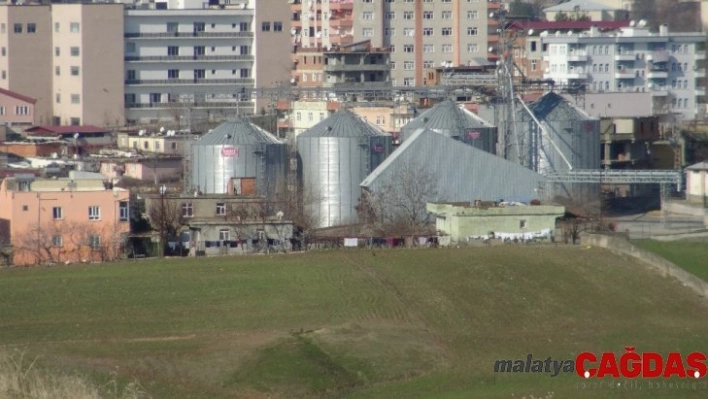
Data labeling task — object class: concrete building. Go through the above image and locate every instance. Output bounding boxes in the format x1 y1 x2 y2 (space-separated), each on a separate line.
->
542 24 706 121
291 0 355 49
321 40 391 88
0 4 124 127
99 156 182 182
0 88 36 126
124 0 291 124
353 0 490 86
116 131 192 155
685 161 708 204
543 0 629 22
427 202 565 245
24 125 113 155
143 193 293 256
0 171 130 266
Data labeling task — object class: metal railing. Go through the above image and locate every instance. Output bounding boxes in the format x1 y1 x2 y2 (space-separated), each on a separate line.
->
125 101 254 109
125 55 254 62
125 78 255 85
124 32 254 38
323 64 390 72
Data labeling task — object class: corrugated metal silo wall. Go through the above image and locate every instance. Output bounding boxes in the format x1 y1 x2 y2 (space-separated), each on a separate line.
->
263 143 288 200
298 136 369 228
569 119 601 201
456 126 497 155
367 135 393 172
192 144 262 194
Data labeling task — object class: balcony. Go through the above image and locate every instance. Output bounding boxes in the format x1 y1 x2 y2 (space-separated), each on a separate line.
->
567 53 587 62
615 70 635 79
696 51 706 60
565 72 588 80
126 101 253 109
329 34 353 46
125 78 255 85
323 63 389 72
696 88 706 96
614 54 635 61
650 89 668 96
329 1 353 11
335 18 354 28
694 68 706 76
125 55 254 62
124 32 254 39
647 70 668 79
331 81 392 88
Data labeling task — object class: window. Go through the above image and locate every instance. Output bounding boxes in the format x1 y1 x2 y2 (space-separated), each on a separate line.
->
54 22 59 33
194 69 206 79
403 77 414 87
423 44 434 53
52 235 63 248
362 11 374 20
168 46 179 56
88 206 100 221
13 24 22 33
520 220 527 229
71 94 80 104
71 66 79 76
70 22 80 33
403 11 414 20
423 11 433 19
52 207 63 219
531 59 537 71
27 23 36 33
442 28 452 36
216 202 226 215
423 60 434 68
403 44 414 53
390 61 396 70
126 42 135 53
308 112 313 122
219 229 230 241
261 22 271 31
182 202 193 217
467 27 478 36
403 28 414 37
56 93 61 103
362 28 373 37
168 69 179 79
15 106 29 115
442 44 453 53
89 235 101 251
240 68 250 78
274 22 283 32
467 44 478 53
167 22 178 32
386 12 395 19
467 11 478 19
385 28 395 36
119 201 129 221
404 61 414 70
442 11 452 19
423 28 433 36
70 46 80 56
0 70 4 80
193 22 205 33
70 117 80 126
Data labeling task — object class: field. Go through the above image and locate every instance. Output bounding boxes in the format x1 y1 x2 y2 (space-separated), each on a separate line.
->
1 246 708 398
634 240 708 281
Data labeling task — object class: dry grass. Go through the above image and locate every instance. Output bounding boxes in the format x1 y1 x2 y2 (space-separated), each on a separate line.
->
0 350 150 399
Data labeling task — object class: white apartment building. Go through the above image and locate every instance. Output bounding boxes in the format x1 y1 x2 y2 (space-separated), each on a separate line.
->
543 25 706 120
124 0 290 125
353 0 490 87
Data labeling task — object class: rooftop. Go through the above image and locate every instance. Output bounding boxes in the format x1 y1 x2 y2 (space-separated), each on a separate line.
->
194 118 282 146
25 125 109 135
686 161 708 171
508 20 630 32
0 88 36 104
544 0 619 12
299 109 390 138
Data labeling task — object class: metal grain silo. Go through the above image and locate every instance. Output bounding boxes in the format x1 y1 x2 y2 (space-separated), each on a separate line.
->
514 92 600 200
191 118 287 197
298 110 392 228
400 99 497 154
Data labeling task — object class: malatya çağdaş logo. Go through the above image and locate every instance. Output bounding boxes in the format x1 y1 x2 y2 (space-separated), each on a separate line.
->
494 348 707 379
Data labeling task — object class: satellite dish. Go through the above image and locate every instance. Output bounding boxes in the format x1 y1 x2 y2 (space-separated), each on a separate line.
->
638 19 647 27
488 46 494 53
73 133 80 139
138 130 144 136
291 29 297 35
528 29 534 36
555 31 561 37
159 126 165 133
629 20 636 27
540 31 549 37
568 31 573 36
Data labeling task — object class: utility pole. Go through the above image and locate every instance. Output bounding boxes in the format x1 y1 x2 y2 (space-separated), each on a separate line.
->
159 184 167 257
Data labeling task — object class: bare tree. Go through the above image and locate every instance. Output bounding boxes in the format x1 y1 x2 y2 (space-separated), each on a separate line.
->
148 198 186 256
358 161 438 237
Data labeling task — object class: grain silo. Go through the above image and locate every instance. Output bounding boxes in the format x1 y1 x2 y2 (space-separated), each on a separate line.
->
514 92 601 200
298 109 392 228
191 118 287 196
400 99 497 154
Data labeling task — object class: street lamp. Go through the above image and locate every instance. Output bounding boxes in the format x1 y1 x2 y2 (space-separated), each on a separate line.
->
159 184 167 257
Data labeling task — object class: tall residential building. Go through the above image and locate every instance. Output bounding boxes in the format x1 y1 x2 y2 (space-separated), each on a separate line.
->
0 4 124 126
292 0 355 49
543 25 706 120
124 0 290 124
354 0 490 86
0 5 52 124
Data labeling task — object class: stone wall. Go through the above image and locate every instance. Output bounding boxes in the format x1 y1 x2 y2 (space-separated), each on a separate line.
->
580 233 708 298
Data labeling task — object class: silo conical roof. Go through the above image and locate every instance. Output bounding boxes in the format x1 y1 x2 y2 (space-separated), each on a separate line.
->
299 109 390 138
194 118 282 146
403 99 493 133
524 92 595 121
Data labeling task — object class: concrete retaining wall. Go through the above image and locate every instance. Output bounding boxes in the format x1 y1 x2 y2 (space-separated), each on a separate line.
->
580 233 708 298
662 200 707 217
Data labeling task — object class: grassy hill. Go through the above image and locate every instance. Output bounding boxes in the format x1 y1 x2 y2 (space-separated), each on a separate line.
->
1 246 707 398
634 240 708 282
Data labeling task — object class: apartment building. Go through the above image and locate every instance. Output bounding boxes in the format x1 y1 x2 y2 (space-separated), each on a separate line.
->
0 87 36 125
125 0 290 124
0 172 130 266
292 0 355 49
0 4 124 127
354 0 489 86
543 25 706 120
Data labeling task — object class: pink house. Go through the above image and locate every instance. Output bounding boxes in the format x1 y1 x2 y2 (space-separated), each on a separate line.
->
0 88 36 126
0 171 130 266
